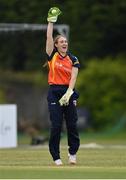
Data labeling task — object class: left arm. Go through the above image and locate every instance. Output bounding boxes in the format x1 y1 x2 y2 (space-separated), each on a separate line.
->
69 67 78 90
59 67 79 106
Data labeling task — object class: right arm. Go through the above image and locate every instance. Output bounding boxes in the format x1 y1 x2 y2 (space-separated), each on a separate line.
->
46 22 54 56
46 7 61 56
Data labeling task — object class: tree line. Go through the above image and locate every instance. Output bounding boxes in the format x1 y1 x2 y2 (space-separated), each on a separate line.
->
0 0 126 130
0 0 126 70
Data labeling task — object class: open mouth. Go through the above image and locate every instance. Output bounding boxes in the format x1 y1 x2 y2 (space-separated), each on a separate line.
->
62 46 67 50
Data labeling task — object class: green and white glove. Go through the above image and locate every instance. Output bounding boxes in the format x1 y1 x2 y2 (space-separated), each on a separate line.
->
59 88 74 106
47 7 62 23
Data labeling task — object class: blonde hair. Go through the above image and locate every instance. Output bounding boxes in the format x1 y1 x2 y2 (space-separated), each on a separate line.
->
43 35 67 68
54 34 67 47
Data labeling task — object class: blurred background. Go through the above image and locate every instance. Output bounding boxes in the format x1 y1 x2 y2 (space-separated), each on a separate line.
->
0 0 126 145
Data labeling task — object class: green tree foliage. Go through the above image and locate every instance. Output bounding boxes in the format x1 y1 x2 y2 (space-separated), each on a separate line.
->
0 32 43 71
66 0 126 58
0 89 6 103
0 0 126 70
0 0 126 131
77 57 126 130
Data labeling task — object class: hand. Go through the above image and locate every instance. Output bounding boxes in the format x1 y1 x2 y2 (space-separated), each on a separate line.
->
47 7 62 23
59 88 74 106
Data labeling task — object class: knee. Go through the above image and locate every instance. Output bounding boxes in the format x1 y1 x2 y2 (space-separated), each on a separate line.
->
50 125 62 133
67 123 77 131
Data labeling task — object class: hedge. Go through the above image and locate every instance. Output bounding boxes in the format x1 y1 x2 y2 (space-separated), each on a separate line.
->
77 57 126 130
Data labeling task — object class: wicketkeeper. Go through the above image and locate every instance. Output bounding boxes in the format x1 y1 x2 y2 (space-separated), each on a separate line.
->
46 7 80 165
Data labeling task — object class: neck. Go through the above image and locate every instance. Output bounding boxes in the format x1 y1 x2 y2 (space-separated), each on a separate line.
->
59 51 67 57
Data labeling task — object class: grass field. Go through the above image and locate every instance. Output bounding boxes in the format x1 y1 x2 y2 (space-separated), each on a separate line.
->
0 132 126 179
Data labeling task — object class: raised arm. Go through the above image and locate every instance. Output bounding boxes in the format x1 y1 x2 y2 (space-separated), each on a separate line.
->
46 7 62 56
46 22 54 56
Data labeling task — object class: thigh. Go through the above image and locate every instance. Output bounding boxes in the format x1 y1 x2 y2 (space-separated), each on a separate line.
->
64 100 78 126
47 88 63 127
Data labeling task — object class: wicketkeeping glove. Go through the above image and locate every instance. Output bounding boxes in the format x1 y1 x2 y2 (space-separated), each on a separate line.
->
59 88 74 106
47 7 62 23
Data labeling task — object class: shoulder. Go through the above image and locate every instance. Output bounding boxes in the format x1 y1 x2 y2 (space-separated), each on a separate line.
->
46 48 57 61
67 52 80 68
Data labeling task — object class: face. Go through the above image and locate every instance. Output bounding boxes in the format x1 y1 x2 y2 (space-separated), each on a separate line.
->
55 36 68 54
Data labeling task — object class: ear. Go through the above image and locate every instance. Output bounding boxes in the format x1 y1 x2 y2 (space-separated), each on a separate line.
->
54 43 58 48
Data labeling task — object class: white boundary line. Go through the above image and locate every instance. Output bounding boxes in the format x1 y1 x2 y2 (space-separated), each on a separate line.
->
17 143 126 149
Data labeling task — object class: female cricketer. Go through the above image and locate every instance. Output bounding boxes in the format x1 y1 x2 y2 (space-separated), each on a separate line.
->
46 7 80 166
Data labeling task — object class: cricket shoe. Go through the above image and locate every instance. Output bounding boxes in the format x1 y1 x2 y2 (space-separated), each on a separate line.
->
54 159 63 166
68 154 77 165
